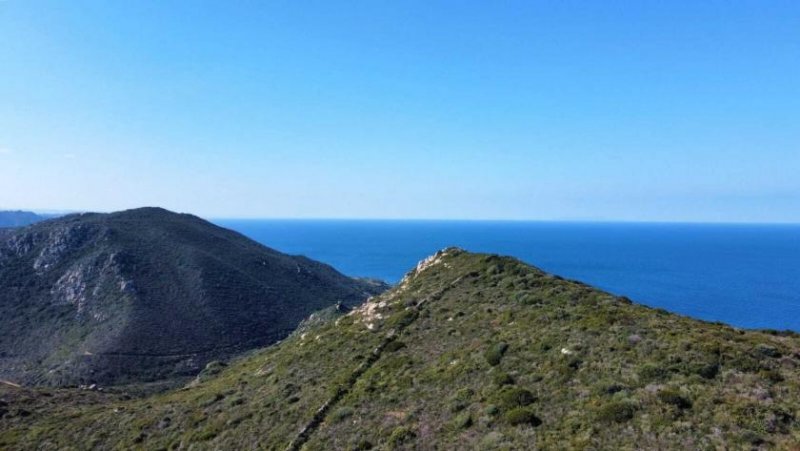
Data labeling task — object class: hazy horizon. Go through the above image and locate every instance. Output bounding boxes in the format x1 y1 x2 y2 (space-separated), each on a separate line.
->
4 206 800 225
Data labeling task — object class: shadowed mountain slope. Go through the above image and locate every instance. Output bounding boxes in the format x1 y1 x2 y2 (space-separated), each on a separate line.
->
0 207 387 387
1 249 798 449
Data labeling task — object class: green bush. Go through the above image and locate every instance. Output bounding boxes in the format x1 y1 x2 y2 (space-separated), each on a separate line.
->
226 396 244 407
486 264 503 275
194 360 229 383
495 387 536 409
384 341 406 353
485 342 509 366
201 361 227 376
755 344 781 358
387 310 418 329
518 294 539 306
695 362 719 379
492 371 514 386
388 427 416 447
353 439 373 450
596 401 636 423
729 354 760 373
595 382 626 396
200 393 225 408
196 427 218 441
638 363 669 382
738 431 764 446
566 357 582 370
479 432 506 447
759 369 784 383
657 389 692 409
504 407 542 426
452 412 473 429
450 388 474 412
331 406 354 423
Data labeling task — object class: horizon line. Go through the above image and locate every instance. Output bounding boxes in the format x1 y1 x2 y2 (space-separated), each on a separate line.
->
5 208 799 226
210 217 800 226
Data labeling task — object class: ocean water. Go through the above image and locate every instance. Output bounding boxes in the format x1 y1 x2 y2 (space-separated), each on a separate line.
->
216 220 800 332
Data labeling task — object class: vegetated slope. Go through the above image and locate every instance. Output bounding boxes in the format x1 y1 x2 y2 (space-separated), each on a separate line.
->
0 207 387 387
0 211 47 228
1 249 799 449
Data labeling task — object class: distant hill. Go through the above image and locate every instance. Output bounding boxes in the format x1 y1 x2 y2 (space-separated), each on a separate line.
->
0 207 388 387
1 249 797 449
0 211 47 228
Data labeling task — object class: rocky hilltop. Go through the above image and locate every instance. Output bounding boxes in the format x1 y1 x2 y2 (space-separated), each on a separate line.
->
0 207 387 387
1 249 798 449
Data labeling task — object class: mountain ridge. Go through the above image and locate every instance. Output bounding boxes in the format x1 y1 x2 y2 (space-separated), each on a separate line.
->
0 207 388 387
0 210 49 228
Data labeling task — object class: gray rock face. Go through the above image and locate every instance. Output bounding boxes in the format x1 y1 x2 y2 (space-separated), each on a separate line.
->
32 222 97 272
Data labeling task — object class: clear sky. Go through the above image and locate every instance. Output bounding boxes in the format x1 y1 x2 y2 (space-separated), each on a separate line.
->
1 1 798 221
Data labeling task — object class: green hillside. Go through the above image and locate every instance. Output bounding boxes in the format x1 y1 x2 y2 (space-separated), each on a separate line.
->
1 249 798 449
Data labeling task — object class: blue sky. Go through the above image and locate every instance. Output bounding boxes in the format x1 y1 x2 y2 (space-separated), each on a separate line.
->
1 1 798 221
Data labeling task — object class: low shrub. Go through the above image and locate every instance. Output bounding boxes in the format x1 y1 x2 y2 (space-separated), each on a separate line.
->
638 363 669 382
486 264 503 275
596 382 626 396
596 401 636 423
755 344 782 358
331 406 354 423
386 310 418 329
492 371 514 386
485 342 509 366
759 368 784 383
453 412 473 429
384 341 406 353
227 396 244 407
495 387 536 409
388 427 416 448
695 363 719 379
657 389 692 409
196 360 228 382
200 393 225 408
504 407 542 426
449 388 474 412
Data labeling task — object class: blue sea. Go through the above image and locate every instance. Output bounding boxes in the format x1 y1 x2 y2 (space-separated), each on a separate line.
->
216 220 800 332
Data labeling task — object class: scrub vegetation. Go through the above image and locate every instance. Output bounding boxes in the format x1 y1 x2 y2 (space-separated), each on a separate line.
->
1 249 798 449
